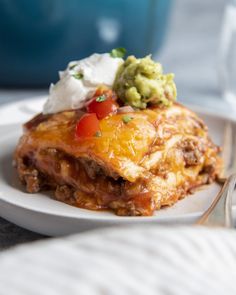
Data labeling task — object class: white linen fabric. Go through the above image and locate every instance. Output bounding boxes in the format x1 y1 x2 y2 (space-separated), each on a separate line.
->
1 225 236 295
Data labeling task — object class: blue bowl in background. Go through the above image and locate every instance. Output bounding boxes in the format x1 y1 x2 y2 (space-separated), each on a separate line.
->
0 0 172 87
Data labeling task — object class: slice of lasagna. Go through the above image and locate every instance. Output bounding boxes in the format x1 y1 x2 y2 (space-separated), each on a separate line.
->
14 52 222 216
14 103 221 216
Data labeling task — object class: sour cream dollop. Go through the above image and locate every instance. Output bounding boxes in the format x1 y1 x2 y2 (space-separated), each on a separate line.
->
43 53 123 114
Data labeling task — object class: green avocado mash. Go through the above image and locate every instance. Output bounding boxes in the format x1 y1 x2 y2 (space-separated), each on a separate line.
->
113 55 177 109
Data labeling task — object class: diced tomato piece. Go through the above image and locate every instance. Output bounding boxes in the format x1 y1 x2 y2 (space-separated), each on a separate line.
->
87 97 118 119
75 113 100 138
87 88 118 119
94 87 114 98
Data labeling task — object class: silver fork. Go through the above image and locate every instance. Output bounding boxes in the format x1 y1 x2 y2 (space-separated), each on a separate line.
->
197 121 236 227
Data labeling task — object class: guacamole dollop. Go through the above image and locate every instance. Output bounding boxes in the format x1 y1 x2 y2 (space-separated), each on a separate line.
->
113 55 177 109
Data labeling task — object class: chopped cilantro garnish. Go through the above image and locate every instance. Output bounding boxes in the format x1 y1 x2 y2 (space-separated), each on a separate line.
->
73 73 83 79
122 115 133 124
69 63 77 70
96 95 107 102
94 131 102 137
110 47 126 58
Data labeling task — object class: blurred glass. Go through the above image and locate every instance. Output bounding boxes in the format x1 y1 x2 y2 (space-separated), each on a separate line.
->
0 0 172 87
219 0 236 108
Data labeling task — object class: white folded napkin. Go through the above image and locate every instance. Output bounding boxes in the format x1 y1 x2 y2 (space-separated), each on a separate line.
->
0 225 236 295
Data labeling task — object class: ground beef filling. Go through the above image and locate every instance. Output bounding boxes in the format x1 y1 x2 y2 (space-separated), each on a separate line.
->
15 148 155 216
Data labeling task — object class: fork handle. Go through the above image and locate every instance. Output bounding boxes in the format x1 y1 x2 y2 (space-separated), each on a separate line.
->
196 173 236 227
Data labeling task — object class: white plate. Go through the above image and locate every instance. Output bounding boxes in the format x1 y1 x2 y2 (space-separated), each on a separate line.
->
0 97 235 235
0 96 45 126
